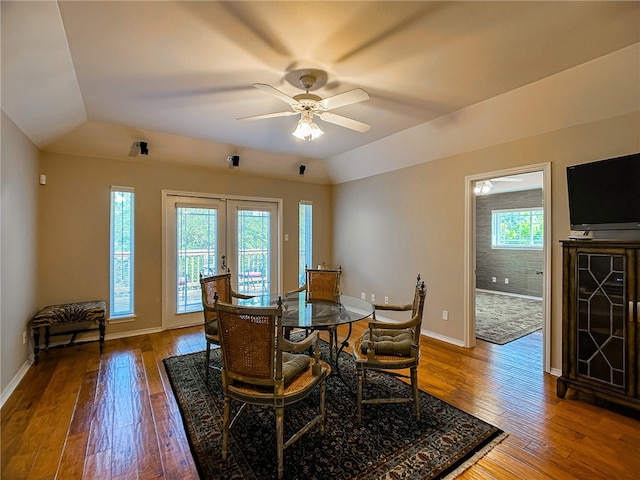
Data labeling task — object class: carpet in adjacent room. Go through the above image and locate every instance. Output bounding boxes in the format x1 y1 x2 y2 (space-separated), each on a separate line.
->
475 290 543 345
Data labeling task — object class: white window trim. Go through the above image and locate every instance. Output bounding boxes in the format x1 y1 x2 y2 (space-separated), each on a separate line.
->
491 208 543 250
299 201 313 286
110 185 135 319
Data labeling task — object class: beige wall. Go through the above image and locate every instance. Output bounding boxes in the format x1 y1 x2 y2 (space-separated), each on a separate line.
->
37 153 332 336
1 112 39 396
333 112 639 372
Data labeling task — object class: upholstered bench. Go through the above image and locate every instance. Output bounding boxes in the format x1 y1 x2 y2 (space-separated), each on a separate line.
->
31 300 106 365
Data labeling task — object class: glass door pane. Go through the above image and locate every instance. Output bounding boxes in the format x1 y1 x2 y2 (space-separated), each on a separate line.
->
164 196 226 329
176 206 219 313
228 201 278 296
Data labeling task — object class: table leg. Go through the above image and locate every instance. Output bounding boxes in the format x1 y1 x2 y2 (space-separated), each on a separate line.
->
333 323 353 385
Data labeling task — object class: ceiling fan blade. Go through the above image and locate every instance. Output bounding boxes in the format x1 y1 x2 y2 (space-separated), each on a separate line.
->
237 111 298 121
253 83 299 106
317 88 369 110
319 112 371 133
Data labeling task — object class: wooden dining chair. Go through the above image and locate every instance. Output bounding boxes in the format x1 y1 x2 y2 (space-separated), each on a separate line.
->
215 296 330 480
352 275 426 422
287 265 342 361
199 270 253 381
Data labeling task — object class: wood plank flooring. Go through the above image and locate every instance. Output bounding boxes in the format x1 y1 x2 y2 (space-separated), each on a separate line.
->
2 324 639 479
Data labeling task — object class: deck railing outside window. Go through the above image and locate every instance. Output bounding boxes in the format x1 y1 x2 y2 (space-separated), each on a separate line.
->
176 248 268 313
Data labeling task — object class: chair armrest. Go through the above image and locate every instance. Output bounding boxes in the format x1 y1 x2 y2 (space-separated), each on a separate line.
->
367 312 421 331
281 331 318 353
231 290 254 300
202 303 216 314
284 284 307 296
373 302 413 312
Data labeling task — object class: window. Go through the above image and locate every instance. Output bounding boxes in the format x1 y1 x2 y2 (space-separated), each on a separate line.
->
299 202 312 286
492 209 543 249
110 187 135 318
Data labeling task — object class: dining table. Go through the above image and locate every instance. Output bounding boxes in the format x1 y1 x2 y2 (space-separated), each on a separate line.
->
239 291 374 382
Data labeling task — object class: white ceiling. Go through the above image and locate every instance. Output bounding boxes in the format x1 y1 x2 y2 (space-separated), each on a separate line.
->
477 171 544 195
2 1 639 184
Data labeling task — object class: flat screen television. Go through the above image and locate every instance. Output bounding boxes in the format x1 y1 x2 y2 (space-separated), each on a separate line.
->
566 152 640 231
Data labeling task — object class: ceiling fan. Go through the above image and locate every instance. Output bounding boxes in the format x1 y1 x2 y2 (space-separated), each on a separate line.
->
237 69 370 141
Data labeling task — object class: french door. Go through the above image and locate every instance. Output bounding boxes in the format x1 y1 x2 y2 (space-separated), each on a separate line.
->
163 193 279 329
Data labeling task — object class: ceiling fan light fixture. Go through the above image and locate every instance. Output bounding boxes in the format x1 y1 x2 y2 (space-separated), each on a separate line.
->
292 115 324 141
474 180 493 195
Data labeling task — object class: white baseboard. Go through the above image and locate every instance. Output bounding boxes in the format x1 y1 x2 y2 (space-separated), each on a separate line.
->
476 288 542 301
0 360 31 408
422 329 466 347
1 325 165 409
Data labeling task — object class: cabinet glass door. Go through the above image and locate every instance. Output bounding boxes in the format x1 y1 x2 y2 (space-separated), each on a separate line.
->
576 253 626 389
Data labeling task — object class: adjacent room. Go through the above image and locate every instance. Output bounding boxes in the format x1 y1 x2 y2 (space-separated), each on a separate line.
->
2 1 639 479
473 171 544 346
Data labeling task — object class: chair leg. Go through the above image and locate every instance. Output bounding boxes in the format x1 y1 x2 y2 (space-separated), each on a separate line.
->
205 342 211 381
356 365 363 422
320 375 326 434
222 395 230 461
276 405 285 480
411 366 420 420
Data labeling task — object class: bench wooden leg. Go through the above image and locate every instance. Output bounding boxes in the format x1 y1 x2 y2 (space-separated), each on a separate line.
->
33 327 40 366
99 318 105 353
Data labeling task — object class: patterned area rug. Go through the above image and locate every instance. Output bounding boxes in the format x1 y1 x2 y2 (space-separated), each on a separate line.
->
476 290 543 345
164 340 505 479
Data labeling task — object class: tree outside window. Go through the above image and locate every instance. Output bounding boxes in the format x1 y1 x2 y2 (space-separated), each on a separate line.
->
492 209 543 249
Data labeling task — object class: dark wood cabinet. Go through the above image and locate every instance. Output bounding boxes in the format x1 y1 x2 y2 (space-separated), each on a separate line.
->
558 240 640 411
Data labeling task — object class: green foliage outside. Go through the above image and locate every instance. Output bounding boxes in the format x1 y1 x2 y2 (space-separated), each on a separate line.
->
494 210 543 247
177 208 270 278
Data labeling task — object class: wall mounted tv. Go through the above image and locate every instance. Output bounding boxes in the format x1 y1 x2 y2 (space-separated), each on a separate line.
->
567 152 640 231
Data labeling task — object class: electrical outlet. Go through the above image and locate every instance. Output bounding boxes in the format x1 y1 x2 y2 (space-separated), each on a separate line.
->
492 277 497 283
371 293 375 302
505 278 509 284
442 310 449 321
22 331 27 345
384 296 389 304
360 292 366 300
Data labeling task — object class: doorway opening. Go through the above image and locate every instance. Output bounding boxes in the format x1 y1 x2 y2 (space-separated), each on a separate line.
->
464 163 551 372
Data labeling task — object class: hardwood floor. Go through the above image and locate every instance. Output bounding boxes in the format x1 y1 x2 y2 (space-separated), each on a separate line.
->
2 323 639 479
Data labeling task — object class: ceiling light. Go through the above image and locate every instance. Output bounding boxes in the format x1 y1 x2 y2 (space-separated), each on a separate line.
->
292 113 324 141
474 180 493 195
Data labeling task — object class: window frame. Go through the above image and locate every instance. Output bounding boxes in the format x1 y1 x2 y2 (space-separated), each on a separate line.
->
491 208 543 250
299 201 313 286
110 186 135 320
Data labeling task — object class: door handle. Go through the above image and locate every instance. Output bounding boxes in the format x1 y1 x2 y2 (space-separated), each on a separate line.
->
221 254 227 272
